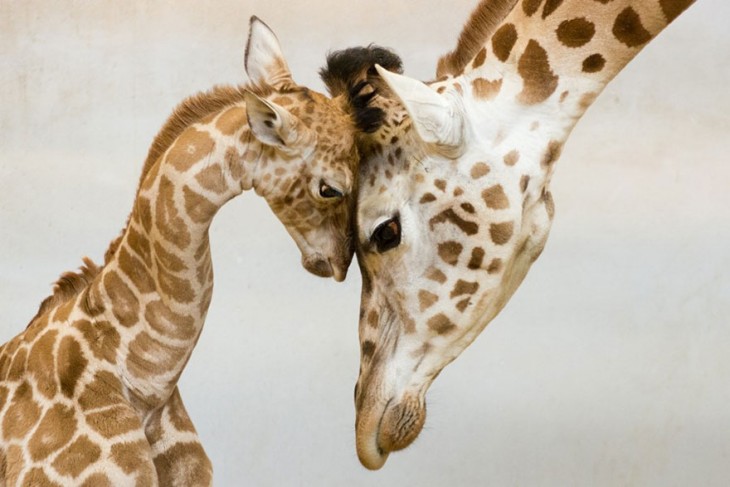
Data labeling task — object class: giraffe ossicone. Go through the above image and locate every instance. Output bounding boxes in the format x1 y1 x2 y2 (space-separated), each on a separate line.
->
321 0 697 470
0 16 381 486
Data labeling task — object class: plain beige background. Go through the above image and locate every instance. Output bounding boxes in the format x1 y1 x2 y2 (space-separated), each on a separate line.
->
1 1 729 485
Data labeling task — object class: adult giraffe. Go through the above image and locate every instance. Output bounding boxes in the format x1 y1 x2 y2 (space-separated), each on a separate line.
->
323 0 698 470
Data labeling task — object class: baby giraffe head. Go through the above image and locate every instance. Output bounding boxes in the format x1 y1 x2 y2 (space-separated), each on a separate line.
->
242 18 383 280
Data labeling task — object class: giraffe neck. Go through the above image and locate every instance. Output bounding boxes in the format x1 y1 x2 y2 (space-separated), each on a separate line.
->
85 103 277 410
440 0 694 197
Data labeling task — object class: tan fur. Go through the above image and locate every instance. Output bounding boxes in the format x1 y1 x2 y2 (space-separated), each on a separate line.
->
436 0 519 78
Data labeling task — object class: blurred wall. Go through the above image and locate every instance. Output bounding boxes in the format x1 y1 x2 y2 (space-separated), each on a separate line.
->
1 1 729 485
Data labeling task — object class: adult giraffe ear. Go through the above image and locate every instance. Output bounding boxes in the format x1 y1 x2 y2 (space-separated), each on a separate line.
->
243 91 315 155
244 16 295 90
375 65 464 153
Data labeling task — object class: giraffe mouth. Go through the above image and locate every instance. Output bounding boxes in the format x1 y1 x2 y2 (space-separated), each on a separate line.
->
356 395 427 470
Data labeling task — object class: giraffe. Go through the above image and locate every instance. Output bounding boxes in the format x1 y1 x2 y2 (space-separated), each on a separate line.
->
0 17 381 486
321 0 697 470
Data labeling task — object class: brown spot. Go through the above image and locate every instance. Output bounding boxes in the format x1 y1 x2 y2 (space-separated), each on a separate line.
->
470 162 490 179
427 314 456 335
430 209 479 235
613 7 652 48
196 159 228 194
81 474 113 487
660 0 694 22
453 187 464 197
503 150 520 166
520 175 531 193
154 242 186 273
488 258 503 274
78 371 124 411
426 268 448 284
582 53 606 73
560 90 570 102
490 222 514 245
52 299 75 324
75 320 120 364
472 78 503 100
541 140 563 168
118 246 155 294
111 440 155 478
153 442 212 487
437 86 446 94
7 347 27 381
461 203 475 214
361 341 376 358
472 47 487 68
215 106 246 136
52 435 101 478
492 23 518 62
57 336 88 398
156 176 192 250
167 128 216 173
28 404 77 461
543 189 556 219
542 0 564 18
103 271 140 327
183 185 217 224
453 82 463 95
127 225 152 267
367 310 379 329
157 266 195 303
21 468 62 487
145 300 197 341
456 298 471 312
468 247 485 270
2 382 41 440
522 0 543 17
450 279 479 298
482 184 510 210
127 332 185 380
517 40 559 105
6 445 24 485
86 405 141 438
167 389 197 433
434 179 447 192
556 17 596 47
418 290 439 311
438 241 464 266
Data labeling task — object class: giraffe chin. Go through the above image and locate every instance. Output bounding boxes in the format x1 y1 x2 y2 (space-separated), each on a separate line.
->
356 396 426 470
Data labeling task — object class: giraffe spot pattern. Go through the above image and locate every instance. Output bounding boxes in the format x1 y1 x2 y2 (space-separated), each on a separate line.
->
215 106 247 136
28 403 77 461
488 258 503 274
456 298 471 312
427 314 457 335
472 47 487 68
167 128 215 173
490 222 515 245
613 7 652 48
522 0 542 17
472 78 503 100
75 320 120 364
430 209 479 235
518 40 559 105
154 241 187 273
157 265 195 303
492 23 518 62
660 0 694 22
196 161 228 194
86 405 141 438
482 184 510 210
361 341 376 358
167 388 198 433
52 435 101 478
153 442 211 487
541 140 564 168
57 336 88 398
582 53 606 73
81 473 114 487
156 176 192 250
426 268 448 284
418 290 439 311
450 280 479 298
541 0 565 18
183 185 218 224
22 468 62 487
504 150 520 166
127 225 152 268
78 371 124 411
145 300 197 341
438 241 464 266
104 271 140 327
556 17 596 47
470 162 490 179
127 331 185 380
118 246 155 294
2 381 41 440
468 247 485 270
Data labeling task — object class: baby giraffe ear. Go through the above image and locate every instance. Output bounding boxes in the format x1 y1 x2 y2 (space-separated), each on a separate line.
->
243 91 314 154
374 65 464 152
245 16 295 89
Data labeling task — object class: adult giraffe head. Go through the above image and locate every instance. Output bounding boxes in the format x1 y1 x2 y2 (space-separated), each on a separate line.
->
322 0 695 469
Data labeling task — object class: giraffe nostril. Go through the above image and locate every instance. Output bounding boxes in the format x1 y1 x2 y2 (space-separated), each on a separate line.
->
303 256 334 278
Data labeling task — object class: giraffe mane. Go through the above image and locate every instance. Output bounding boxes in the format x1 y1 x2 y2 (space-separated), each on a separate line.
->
436 0 518 78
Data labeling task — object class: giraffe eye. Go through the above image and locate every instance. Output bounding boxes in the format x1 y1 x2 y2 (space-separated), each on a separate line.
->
371 217 401 253
319 181 343 199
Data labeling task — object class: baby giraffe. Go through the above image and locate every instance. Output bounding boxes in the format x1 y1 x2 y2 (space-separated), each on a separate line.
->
0 17 379 486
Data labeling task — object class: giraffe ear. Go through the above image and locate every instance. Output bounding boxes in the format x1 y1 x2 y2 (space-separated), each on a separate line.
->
243 91 314 154
245 16 295 90
374 65 464 152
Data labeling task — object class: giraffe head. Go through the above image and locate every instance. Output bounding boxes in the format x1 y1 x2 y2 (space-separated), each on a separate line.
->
241 17 382 281
323 47 555 468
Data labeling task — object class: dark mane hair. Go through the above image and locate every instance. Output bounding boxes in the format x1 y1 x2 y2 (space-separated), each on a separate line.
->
436 0 518 78
320 45 404 133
